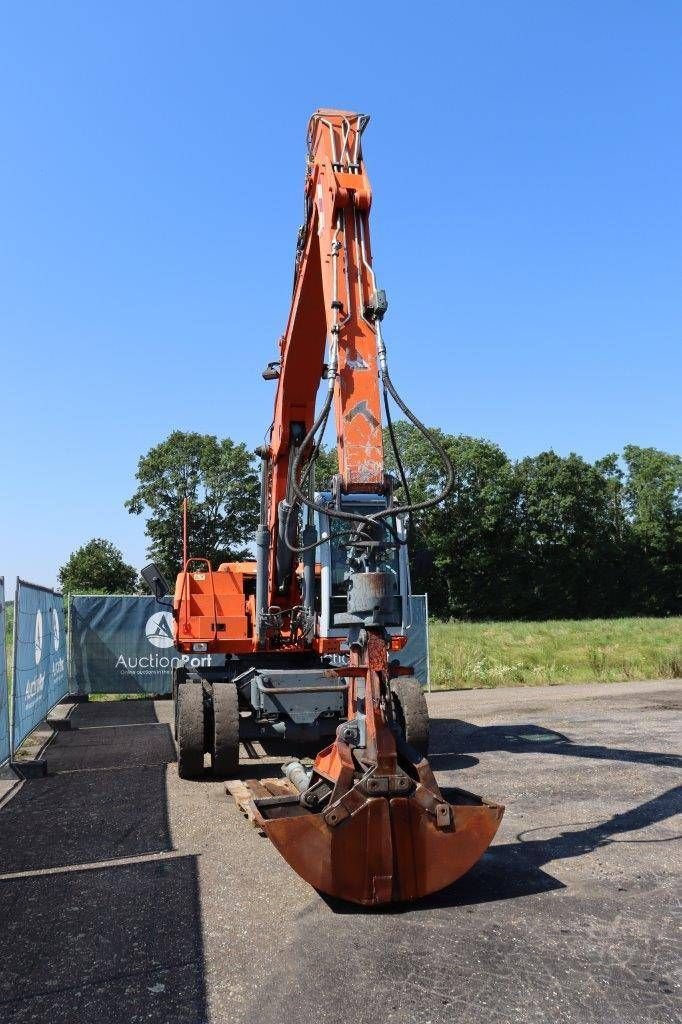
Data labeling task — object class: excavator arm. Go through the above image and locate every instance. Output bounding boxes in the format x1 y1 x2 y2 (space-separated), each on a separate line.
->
271 111 383 487
252 110 504 905
263 111 388 614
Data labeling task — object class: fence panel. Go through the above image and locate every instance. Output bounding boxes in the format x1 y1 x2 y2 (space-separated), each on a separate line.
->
397 594 430 688
69 595 224 695
68 593 429 694
12 580 69 751
0 578 10 766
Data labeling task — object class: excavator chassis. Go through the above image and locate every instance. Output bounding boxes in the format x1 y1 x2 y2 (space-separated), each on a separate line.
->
173 660 359 778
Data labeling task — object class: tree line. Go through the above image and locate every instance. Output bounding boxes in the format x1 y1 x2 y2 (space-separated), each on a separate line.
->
59 426 681 620
375 423 681 619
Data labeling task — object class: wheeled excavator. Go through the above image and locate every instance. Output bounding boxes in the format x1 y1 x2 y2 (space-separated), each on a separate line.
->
142 110 503 905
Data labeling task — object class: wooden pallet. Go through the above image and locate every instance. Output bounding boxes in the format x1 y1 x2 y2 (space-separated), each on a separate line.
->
226 776 298 831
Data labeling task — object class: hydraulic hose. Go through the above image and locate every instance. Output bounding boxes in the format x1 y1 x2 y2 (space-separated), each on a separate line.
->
282 351 455 557
283 386 401 553
382 381 411 505
373 368 454 521
283 388 336 555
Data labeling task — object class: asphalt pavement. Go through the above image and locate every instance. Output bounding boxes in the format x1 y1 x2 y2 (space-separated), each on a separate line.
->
0 680 679 1024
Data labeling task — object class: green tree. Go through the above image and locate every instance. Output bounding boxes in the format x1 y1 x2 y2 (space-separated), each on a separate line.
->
513 451 624 618
594 453 627 544
59 538 138 594
300 425 682 620
312 444 338 492
382 421 518 618
126 431 260 582
623 445 682 613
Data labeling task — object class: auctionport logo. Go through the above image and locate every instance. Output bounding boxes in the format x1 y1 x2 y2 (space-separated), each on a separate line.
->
145 611 175 649
115 607 212 672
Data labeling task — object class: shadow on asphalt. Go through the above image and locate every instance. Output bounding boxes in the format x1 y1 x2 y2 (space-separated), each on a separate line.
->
321 715 682 916
322 783 682 916
0 702 208 1024
1 698 679 1017
428 718 682 772
69 698 166 725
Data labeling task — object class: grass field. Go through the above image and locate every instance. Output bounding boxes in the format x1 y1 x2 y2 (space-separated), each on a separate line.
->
3 602 680 693
429 616 682 689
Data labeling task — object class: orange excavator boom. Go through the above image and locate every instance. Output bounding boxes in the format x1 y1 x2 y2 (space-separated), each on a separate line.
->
249 110 503 904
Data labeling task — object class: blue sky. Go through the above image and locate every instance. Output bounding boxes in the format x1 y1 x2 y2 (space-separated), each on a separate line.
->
1 2 680 588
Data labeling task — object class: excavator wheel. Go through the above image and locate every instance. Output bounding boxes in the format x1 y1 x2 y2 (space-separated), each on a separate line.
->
176 682 205 779
172 665 188 739
391 676 430 757
210 683 240 777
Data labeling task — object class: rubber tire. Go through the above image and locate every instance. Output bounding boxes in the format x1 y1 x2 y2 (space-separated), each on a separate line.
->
391 676 430 758
177 682 205 779
172 665 188 739
210 683 240 777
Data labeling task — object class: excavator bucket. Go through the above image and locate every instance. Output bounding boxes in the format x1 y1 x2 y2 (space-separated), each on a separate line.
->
253 784 504 906
249 628 504 906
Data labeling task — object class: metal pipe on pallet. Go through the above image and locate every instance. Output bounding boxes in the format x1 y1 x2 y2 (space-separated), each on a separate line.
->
282 760 312 793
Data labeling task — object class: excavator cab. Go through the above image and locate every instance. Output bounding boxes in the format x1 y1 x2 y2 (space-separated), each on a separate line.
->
315 492 409 637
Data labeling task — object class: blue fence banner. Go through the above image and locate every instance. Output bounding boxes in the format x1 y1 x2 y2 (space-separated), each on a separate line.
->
69 595 224 695
12 580 69 752
69 593 428 694
398 594 430 688
0 578 10 766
